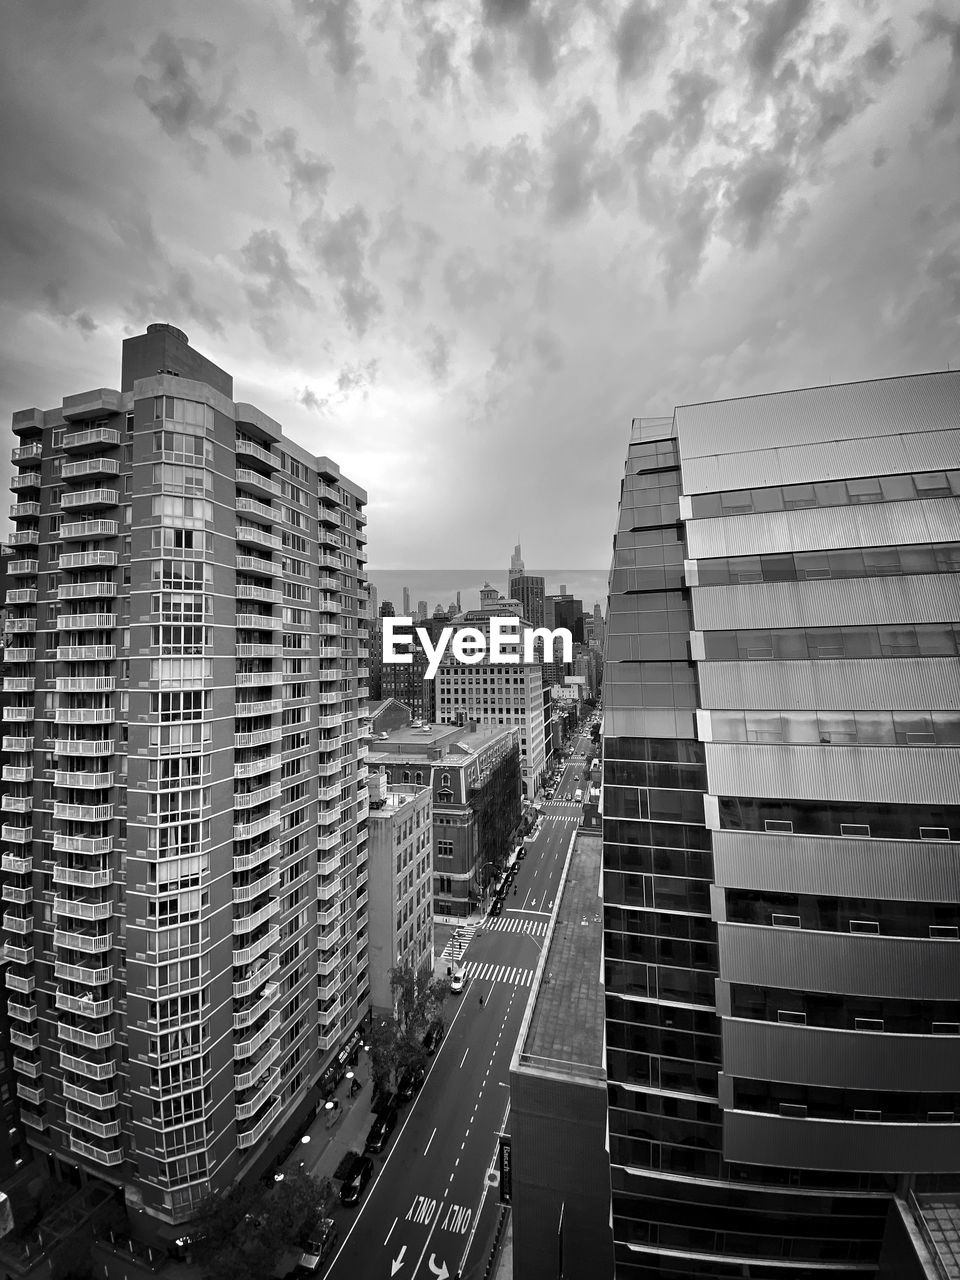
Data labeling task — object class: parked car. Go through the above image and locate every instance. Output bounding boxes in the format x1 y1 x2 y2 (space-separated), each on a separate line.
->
296 1219 338 1273
339 1153 374 1205
422 1019 444 1054
488 898 503 918
450 968 468 994
364 1105 398 1154
516 847 526 860
396 1065 425 1102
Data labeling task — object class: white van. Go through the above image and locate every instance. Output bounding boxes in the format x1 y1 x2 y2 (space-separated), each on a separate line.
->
574 788 583 803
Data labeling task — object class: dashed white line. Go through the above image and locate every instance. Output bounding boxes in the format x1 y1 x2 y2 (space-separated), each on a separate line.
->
459 1048 469 1068
424 1127 437 1155
385 1217 397 1245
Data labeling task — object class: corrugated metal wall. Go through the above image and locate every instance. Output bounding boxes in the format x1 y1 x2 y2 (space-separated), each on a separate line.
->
721 1017 960 1091
705 742 960 805
718 923 960 1000
698 656 960 711
713 829 960 900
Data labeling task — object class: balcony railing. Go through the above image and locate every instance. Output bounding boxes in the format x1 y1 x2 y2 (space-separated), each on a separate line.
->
59 1023 115 1050
56 991 114 1018
56 645 117 661
232 952 280 999
55 960 113 984
53 739 115 757
235 1067 282 1119
60 1049 117 1080
53 802 114 822
233 813 280 841
60 519 119 540
58 550 119 569
13 1055 42 1078
233 781 282 809
5 970 35 994
68 1134 123 1166
2 766 33 783
233 1009 281 1059
53 897 112 921
66 1108 122 1140
233 898 280 935
57 612 116 630
235 554 277 577
61 458 120 480
232 840 279 873
62 426 121 451
60 489 118 510
233 982 279 1030
57 581 117 600
63 1081 119 1110
53 928 113 953
236 1093 283 1148
234 1037 282 1090
55 708 115 724
232 868 282 903
53 771 114 790
232 925 280 968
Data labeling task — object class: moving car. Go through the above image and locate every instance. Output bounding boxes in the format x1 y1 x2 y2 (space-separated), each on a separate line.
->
339 1153 374 1206
450 967 468 994
422 1019 444 1054
364 1105 398 1154
296 1219 338 1274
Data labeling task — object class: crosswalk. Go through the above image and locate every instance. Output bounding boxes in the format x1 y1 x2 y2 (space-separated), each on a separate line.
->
543 802 582 814
437 919 481 967
481 917 548 937
463 960 534 988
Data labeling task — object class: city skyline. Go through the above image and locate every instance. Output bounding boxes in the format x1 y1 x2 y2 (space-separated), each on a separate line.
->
2 3 959 571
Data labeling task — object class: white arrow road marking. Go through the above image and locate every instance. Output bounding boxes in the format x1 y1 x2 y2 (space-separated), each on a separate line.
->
391 1244 407 1275
428 1254 449 1279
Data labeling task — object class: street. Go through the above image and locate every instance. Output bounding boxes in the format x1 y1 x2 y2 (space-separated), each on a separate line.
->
323 735 590 1280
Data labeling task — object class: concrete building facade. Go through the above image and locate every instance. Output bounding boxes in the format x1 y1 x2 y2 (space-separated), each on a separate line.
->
0 325 369 1244
602 372 960 1276
366 781 433 1018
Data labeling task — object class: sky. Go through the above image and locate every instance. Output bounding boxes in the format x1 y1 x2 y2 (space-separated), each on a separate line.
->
2 0 959 571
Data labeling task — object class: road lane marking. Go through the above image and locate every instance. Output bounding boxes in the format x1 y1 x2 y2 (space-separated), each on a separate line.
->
424 1127 437 1155
385 1217 397 1245
459 1048 469 1069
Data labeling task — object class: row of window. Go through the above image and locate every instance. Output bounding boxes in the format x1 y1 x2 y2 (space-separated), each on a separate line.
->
690 467 960 519
734 1079 960 1123
704 622 960 661
711 708 960 747
697 540 960 586
725 889 959 939
730 984 960 1036
719 796 959 843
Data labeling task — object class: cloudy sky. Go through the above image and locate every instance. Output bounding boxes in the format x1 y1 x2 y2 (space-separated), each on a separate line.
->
2 0 958 570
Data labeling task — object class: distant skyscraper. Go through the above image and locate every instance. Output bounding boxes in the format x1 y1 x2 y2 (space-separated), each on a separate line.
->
508 541 545 631
369 581 378 618
402 586 410 616
416 600 428 621
510 541 524 575
380 601 395 617
602 372 960 1276
456 590 461 612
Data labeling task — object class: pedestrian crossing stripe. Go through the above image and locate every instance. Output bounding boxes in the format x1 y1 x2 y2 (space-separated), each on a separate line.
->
482 918 548 937
463 961 533 987
438 919 481 966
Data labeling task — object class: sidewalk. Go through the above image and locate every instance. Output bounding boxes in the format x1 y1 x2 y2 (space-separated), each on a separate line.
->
280 1059 376 1186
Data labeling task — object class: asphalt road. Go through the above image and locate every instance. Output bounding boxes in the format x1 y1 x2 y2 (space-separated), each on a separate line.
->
323 764 584 1280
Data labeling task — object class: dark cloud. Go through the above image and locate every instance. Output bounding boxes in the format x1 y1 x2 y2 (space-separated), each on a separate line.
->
293 0 365 78
336 357 379 395
421 324 452 382
466 136 542 216
660 179 716 299
926 246 960 312
544 101 622 222
531 329 564 371
481 0 532 25
266 127 333 202
624 110 671 177
919 10 960 131
240 230 314 310
304 204 383 333
726 155 791 249
298 386 328 413
518 13 558 85
400 223 442 307
41 283 99 338
220 108 262 158
417 25 458 98
668 70 719 153
469 38 495 81
613 0 667 84
861 32 899 81
131 269 224 338
442 250 508 311
747 0 812 80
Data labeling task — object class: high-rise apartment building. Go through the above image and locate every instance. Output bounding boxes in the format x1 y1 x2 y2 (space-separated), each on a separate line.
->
366 779 433 1017
0 324 369 1245
508 543 545 631
602 372 960 1276
435 599 547 798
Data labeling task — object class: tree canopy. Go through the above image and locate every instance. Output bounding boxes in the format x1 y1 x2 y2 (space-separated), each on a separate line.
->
368 965 451 1097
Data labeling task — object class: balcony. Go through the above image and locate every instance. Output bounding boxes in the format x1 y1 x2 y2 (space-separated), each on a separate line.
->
317 906 339 928
317 667 342 682
57 581 117 600
10 502 41 520
5 588 37 606
3 678 34 695
236 467 281 497
318 833 340 852
54 708 115 724
61 457 120 480
232 840 279 873
9 559 39 576
233 952 280 999
233 898 280 935
53 802 114 822
233 982 279 1030
66 1108 122 1139
63 1081 119 1110
3 911 33 938
236 525 282 551
236 643 281 660
3 942 33 965
62 426 121 450
236 496 276 523
233 1009 281 1059
17 1083 43 1106
233 813 280 842
10 1028 39 1051
20 1110 47 1131
236 437 278 469
57 991 114 1017
6 970 35 994
235 554 277 577
60 489 118 511
55 960 113 984
318 598 340 614
4 618 36 635
55 677 116 693
53 928 113 953
58 550 118 570
235 701 283 721
232 925 280 968
234 781 282 809
10 472 41 492
53 897 113 921
53 770 114 789
68 1134 123 1166
4 649 35 664
53 866 113 890
60 1049 117 1080
12 442 42 463
317 715 343 730
8 1000 37 1022
1 826 31 844
60 519 119 540
317 853 340 876
237 1093 283 1148
54 739 115 757
236 670 283 688
235 1067 282 1120
2 884 32 905
234 1037 282 1090
57 612 116 630
318 880 338 903
56 645 116 661
3 766 33 783
236 613 282 631
234 727 282 750
13 1055 42 1078
233 868 282 903
59 1023 115 1050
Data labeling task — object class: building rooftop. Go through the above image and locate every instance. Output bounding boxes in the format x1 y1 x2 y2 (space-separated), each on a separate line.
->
367 721 514 763
515 830 604 1081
